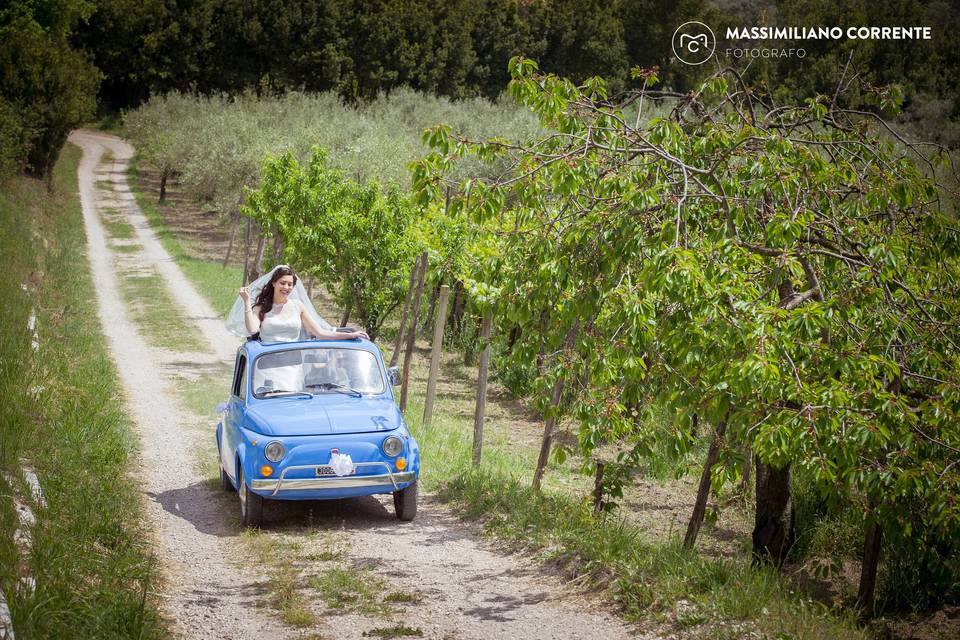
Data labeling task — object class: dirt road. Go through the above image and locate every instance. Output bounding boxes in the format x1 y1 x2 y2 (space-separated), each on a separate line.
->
70 129 641 640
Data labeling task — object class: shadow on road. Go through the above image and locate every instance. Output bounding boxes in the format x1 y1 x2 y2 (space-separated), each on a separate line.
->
148 480 443 536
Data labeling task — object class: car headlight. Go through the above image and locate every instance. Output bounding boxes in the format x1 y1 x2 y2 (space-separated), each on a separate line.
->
382 436 403 457
264 441 285 462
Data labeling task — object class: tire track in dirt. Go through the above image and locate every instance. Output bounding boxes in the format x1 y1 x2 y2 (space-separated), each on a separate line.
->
71 129 644 640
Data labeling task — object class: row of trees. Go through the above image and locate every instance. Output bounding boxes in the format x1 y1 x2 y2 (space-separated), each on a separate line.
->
77 0 711 108
78 1 960 146
5 0 960 182
409 59 960 614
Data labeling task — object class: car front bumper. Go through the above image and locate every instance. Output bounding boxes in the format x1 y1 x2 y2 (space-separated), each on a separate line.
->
251 463 415 496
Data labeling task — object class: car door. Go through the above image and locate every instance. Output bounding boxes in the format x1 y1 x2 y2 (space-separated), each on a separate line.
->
222 352 248 483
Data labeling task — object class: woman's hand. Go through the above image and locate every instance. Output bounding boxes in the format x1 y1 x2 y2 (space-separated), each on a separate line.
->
240 287 260 333
348 330 370 340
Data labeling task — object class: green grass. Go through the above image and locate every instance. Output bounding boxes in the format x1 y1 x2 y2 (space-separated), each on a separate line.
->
0 143 167 639
383 590 422 604
176 372 230 417
100 216 137 239
309 567 392 616
118 269 206 351
421 462 862 639
362 625 423 638
240 530 318 627
111 242 144 253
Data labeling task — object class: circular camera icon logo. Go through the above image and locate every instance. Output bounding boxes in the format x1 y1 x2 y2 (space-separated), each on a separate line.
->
672 21 716 65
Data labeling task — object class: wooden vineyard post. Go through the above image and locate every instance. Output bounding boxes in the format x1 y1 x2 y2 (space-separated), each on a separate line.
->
390 256 421 367
241 217 252 284
683 417 728 549
423 285 450 427
399 252 427 411
472 311 493 466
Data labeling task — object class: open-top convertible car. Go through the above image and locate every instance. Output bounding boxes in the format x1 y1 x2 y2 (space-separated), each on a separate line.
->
216 337 420 526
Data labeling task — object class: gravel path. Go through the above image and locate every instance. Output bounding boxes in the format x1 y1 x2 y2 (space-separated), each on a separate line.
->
70 128 642 640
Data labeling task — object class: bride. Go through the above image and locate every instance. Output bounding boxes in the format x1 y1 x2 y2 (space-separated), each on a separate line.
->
226 265 368 392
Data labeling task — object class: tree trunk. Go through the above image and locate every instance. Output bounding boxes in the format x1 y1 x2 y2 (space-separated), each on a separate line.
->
751 274 799 566
507 325 521 354
532 375 565 491
339 302 352 328
390 256 421 368
593 461 606 514
450 281 465 336
399 252 428 411
251 228 267 281
684 418 728 549
740 444 752 496
532 321 580 490
535 309 549 375
856 521 883 620
223 210 239 267
271 232 285 263
463 315 481 366
159 168 169 203
752 458 795 567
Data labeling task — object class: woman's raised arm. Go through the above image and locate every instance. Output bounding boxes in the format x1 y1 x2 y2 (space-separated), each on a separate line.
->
300 303 369 340
240 287 261 334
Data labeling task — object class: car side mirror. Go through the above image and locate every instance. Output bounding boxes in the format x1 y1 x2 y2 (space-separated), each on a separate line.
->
387 366 401 386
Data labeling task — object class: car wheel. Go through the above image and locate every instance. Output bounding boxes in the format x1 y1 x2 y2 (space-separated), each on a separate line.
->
393 481 417 521
238 465 264 527
220 464 234 491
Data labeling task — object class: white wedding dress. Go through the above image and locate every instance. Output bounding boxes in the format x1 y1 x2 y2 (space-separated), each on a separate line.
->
253 300 306 392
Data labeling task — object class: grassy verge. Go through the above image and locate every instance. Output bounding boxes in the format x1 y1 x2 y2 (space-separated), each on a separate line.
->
118 269 206 351
126 157 866 639
0 144 167 639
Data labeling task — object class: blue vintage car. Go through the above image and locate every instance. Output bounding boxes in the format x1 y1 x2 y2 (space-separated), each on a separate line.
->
216 337 420 526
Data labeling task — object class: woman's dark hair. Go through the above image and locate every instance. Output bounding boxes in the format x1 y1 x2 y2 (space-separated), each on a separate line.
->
252 266 298 321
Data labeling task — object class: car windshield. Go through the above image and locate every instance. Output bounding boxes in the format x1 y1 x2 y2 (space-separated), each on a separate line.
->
252 347 385 398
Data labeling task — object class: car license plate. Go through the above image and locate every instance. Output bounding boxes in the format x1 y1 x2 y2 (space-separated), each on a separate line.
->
316 465 355 476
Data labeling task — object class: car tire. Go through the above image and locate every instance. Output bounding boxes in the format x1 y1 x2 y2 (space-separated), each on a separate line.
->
238 465 264 527
393 481 417 521
220 464 234 491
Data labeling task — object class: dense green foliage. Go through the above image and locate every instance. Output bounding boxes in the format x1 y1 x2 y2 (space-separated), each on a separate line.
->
76 1 960 148
77 0 712 107
414 58 960 608
244 149 421 339
0 145 166 638
123 90 540 211
0 0 100 179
